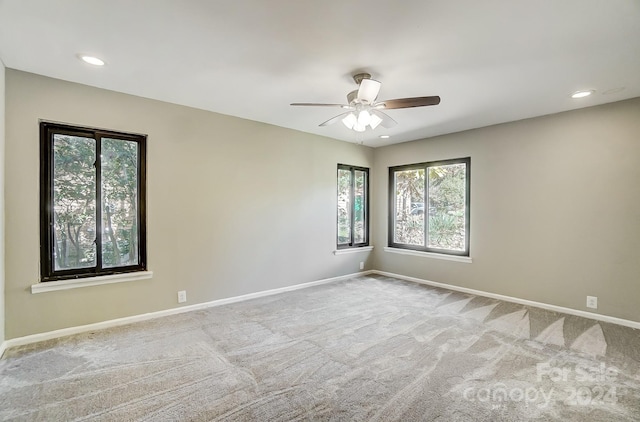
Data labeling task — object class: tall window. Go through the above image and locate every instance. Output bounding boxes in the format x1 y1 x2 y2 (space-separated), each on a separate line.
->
389 157 470 256
337 164 369 248
40 122 147 281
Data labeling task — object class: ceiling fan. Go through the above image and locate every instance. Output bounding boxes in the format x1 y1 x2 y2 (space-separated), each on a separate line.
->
291 73 440 132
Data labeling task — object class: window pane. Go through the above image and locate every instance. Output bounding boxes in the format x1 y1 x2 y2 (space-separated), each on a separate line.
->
427 163 466 251
394 169 425 245
53 134 96 270
102 138 139 268
337 168 352 245
353 170 366 243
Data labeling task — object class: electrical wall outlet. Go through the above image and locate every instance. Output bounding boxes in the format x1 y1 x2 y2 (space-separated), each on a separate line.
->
586 296 598 309
359 262 364 270
177 290 187 303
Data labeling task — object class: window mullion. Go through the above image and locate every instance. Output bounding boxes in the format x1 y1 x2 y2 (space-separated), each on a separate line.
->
95 136 103 272
137 141 144 266
364 170 369 245
424 165 429 250
349 168 356 246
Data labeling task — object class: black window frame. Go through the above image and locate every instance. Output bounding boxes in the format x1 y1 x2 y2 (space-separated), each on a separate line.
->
40 121 147 282
337 164 370 249
388 157 470 256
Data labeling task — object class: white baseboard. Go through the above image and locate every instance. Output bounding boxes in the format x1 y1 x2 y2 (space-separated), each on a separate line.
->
372 270 640 330
2 270 374 355
4 268 638 358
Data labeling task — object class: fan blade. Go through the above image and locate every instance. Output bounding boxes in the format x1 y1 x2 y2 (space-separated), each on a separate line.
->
319 112 352 127
290 103 349 107
378 96 440 109
357 79 382 104
371 109 397 128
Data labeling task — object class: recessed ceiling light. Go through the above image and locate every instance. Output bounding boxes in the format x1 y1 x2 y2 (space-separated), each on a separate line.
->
78 54 105 66
379 135 390 139
571 90 594 99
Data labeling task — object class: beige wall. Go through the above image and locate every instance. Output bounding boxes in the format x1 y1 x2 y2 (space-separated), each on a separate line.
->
5 70 374 339
372 97 640 322
5 68 640 340
0 61 5 344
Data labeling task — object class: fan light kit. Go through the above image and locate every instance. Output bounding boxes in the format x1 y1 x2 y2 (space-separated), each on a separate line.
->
291 73 440 133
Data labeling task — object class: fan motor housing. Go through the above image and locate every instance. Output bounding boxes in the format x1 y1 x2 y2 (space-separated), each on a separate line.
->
352 73 371 85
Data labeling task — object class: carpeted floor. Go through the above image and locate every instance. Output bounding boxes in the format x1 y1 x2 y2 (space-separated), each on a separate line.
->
1 274 639 421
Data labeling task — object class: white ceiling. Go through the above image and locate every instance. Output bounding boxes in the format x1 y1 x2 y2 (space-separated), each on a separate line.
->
1 0 639 147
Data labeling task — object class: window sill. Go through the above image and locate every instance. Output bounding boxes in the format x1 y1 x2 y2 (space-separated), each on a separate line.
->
31 271 153 294
383 247 472 263
333 246 374 255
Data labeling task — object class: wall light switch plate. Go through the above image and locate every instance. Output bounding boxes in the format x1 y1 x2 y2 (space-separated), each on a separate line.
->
586 296 598 309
